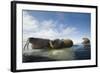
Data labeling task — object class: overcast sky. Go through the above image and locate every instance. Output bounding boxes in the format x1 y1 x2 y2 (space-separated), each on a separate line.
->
22 10 91 44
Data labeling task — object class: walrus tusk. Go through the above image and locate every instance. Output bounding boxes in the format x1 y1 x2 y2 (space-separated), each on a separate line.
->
49 40 54 49
23 39 29 50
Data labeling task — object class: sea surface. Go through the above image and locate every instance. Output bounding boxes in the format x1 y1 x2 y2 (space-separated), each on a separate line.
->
23 44 91 63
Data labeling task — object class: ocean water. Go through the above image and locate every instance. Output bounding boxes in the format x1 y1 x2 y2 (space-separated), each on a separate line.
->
23 44 91 63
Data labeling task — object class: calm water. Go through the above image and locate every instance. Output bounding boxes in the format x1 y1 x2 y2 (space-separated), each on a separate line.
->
23 44 91 63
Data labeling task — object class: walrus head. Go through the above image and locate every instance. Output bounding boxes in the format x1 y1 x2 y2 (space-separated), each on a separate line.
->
28 37 35 43
63 39 73 47
82 38 90 45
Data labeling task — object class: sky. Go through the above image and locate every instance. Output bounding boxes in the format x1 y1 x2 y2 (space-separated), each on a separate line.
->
22 10 91 44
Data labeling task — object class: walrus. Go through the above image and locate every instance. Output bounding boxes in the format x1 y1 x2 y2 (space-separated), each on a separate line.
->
26 37 73 49
63 39 73 47
51 39 73 49
28 37 51 49
82 38 90 49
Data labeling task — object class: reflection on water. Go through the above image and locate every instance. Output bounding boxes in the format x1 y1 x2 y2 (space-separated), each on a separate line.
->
23 44 91 63
48 48 75 60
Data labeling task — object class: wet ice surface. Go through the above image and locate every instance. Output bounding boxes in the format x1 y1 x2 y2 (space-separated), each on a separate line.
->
23 44 91 63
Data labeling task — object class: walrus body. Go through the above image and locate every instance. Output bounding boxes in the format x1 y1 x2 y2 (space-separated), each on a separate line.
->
28 37 73 49
29 38 50 49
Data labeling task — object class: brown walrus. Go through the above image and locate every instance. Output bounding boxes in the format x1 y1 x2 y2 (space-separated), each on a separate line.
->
51 39 73 49
26 37 73 49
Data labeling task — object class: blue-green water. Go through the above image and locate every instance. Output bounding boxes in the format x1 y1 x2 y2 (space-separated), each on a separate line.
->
72 45 91 60
23 45 91 63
